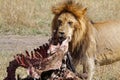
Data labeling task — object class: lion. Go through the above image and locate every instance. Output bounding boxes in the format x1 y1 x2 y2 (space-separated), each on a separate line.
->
51 0 120 80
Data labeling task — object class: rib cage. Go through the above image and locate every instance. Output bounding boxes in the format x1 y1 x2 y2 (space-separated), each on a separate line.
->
4 43 49 80
4 42 81 80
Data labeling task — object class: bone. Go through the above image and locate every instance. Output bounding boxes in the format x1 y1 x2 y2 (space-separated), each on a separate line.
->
48 38 69 55
5 39 81 80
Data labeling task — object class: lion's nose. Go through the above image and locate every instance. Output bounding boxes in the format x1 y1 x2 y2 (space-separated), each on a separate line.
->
59 32 65 36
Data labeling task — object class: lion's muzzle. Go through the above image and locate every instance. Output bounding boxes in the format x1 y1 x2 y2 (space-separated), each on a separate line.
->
58 31 66 44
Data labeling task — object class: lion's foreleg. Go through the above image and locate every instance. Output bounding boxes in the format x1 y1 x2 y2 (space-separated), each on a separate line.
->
82 57 95 80
83 57 88 73
87 58 95 80
83 36 96 80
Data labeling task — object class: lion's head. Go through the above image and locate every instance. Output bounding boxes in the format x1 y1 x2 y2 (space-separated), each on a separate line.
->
51 0 91 64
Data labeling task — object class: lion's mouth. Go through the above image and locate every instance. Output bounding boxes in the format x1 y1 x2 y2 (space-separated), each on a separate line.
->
49 36 66 46
58 36 71 45
58 36 66 44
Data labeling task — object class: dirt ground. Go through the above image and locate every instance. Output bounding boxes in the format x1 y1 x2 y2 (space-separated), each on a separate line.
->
0 35 120 80
0 35 49 51
0 35 49 80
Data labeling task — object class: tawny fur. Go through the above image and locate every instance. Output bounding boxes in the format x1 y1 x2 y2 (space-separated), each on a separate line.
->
51 0 120 80
52 0 94 64
52 0 87 18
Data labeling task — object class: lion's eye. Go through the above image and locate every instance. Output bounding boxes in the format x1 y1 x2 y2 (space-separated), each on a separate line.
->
57 20 62 26
68 21 73 25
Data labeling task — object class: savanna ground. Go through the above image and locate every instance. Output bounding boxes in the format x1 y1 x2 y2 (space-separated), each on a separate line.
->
0 0 120 80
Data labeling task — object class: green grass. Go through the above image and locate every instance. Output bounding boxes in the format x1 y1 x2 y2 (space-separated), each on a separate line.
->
0 24 50 36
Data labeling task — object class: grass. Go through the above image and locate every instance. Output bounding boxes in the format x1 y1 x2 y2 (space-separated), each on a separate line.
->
0 0 120 35
1 50 120 80
0 0 53 36
0 0 120 80
0 24 50 36
0 51 28 80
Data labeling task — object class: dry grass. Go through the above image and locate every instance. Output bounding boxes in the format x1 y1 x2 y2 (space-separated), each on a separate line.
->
0 0 120 80
0 0 120 35
78 0 120 22
0 0 54 35
0 36 120 80
0 0 38 27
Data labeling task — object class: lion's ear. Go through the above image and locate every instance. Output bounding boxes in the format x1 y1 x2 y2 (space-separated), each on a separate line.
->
81 8 87 16
76 8 87 18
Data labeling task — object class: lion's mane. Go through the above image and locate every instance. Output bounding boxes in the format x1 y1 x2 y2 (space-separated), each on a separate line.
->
51 0 94 65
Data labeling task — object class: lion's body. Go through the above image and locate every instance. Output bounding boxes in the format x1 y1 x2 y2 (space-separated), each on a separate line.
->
94 21 120 65
51 1 120 80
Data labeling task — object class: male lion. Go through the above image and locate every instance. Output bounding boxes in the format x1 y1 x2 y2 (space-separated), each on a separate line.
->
51 0 120 80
